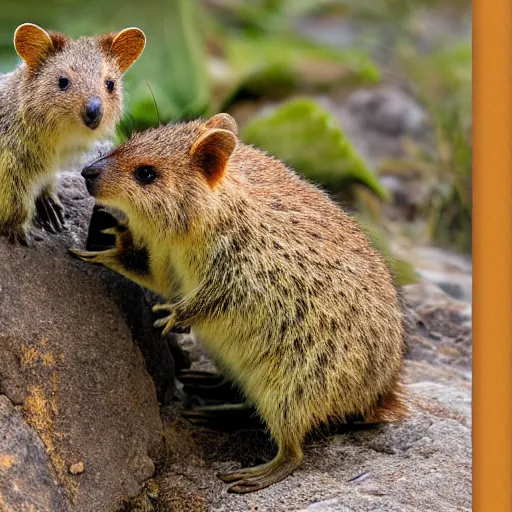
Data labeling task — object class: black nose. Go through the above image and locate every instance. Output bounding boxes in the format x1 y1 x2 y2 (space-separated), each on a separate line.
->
83 96 102 129
82 164 103 195
82 165 102 180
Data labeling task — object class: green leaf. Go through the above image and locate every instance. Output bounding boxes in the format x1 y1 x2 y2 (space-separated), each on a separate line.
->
241 97 389 199
226 33 378 80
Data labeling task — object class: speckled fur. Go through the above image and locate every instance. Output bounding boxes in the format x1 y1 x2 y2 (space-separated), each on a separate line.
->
0 24 144 242
77 114 408 488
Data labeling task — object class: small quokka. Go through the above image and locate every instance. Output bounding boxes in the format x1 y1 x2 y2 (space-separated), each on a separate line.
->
0 23 145 244
72 113 407 493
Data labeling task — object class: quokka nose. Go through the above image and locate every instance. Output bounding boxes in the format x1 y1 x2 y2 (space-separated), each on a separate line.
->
81 164 103 181
83 96 103 129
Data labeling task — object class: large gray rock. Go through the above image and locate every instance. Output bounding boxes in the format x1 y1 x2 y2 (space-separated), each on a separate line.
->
0 163 165 512
403 280 472 373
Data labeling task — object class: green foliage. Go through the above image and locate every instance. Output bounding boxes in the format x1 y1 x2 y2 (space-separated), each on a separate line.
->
204 0 381 111
108 0 211 137
219 33 380 109
328 0 469 22
0 0 381 133
224 34 377 80
242 97 388 199
211 0 337 33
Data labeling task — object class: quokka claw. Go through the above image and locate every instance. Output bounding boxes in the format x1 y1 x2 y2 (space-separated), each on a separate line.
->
68 247 115 262
153 315 172 328
152 303 173 313
35 194 65 233
100 227 119 236
152 304 178 335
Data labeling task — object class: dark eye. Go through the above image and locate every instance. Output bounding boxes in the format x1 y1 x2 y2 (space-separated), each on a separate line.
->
58 76 70 91
106 80 115 93
134 166 157 184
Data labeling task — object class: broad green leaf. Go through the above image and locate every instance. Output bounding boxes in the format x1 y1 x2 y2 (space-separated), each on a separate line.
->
225 33 379 82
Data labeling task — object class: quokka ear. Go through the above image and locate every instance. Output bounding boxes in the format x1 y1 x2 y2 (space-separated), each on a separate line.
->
14 23 67 70
108 27 146 73
204 113 238 136
190 128 238 188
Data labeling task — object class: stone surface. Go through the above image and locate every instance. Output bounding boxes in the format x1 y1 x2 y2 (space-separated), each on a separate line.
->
0 395 68 512
403 280 472 371
152 372 471 511
315 87 430 172
0 153 164 512
398 246 472 302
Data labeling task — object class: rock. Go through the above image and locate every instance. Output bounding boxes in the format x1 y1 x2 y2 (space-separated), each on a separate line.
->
344 87 428 136
378 171 434 222
0 156 165 512
84 204 188 403
402 279 471 376
315 87 430 171
394 246 472 302
294 16 358 48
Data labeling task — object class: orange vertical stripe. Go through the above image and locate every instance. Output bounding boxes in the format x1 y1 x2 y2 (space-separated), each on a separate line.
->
473 0 512 510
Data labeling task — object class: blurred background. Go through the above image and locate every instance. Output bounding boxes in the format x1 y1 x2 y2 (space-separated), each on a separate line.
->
0 0 472 293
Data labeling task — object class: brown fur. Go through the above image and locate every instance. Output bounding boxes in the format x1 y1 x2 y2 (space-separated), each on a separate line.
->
0 23 145 243
73 113 408 492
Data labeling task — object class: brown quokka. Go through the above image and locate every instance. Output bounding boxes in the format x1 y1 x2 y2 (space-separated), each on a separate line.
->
71 113 407 493
0 23 145 244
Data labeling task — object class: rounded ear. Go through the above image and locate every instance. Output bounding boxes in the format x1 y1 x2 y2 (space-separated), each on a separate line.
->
14 23 56 70
190 129 237 188
204 113 238 136
110 27 146 73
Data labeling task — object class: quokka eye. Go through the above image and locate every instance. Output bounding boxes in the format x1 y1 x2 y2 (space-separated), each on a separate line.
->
58 76 70 91
134 166 157 185
106 80 115 93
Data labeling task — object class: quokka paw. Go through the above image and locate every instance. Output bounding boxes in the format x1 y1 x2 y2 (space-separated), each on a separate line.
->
4 228 30 246
152 303 181 335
